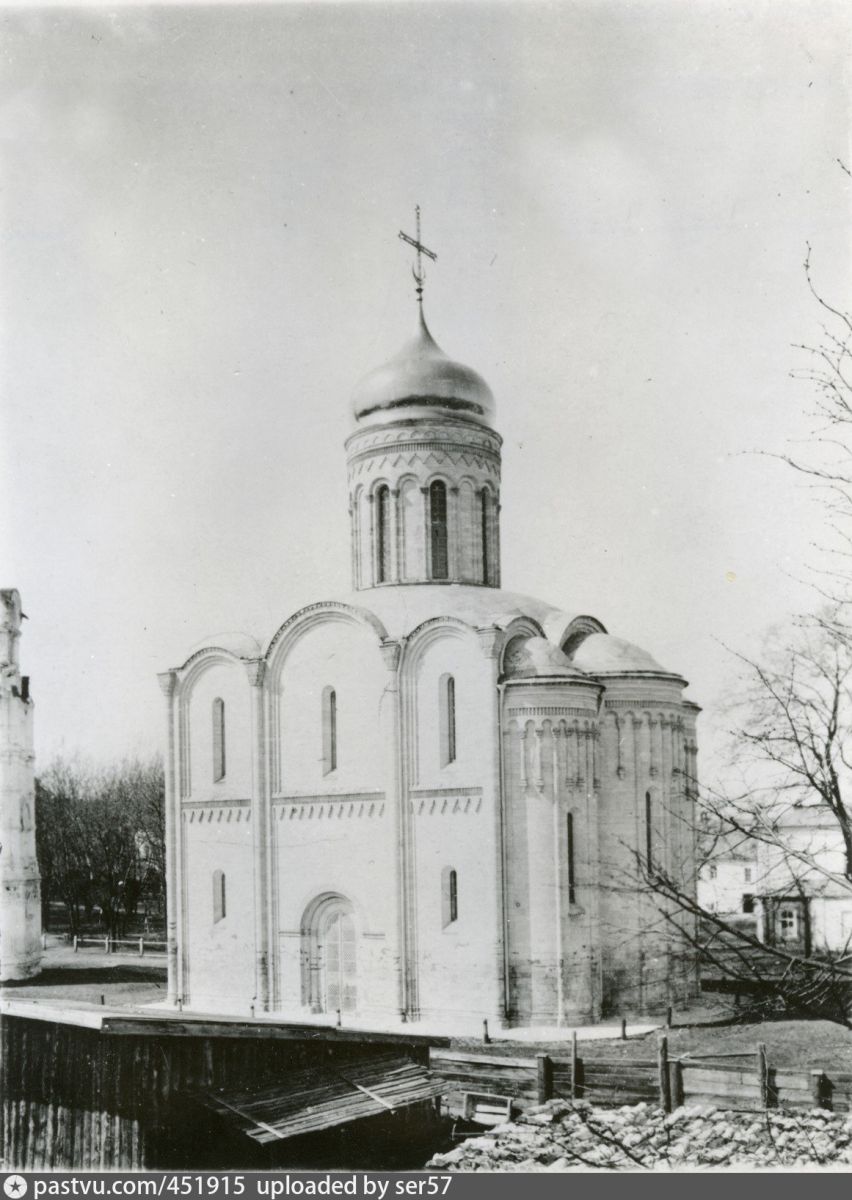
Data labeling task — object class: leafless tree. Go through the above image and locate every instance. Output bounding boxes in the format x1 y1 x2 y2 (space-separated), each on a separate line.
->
36 754 165 939
634 234 852 1021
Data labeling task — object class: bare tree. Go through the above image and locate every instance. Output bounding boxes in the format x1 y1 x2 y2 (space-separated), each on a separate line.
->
634 234 852 1021
36 755 165 939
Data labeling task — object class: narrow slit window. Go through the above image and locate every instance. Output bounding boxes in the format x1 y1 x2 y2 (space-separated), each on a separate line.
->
213 870 226 923
442 866 458 927
429 480 448 579
322 686 337 775
645 790 653 873
439 674 456 766
376 485 391 583
567 812 576 904
212 697 226 782
480 490 490 583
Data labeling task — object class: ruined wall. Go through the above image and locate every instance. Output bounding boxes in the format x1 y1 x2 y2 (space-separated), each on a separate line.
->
0 589 41 982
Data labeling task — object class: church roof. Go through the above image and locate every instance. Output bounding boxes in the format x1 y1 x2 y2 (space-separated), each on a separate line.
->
570 632 668 675
350 309 496 430
346 584 581 642
503 635 587 680
186 631 263 660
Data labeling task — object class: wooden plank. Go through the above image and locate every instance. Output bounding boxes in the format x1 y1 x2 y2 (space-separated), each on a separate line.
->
686 1093 762 1111
683 1070 761 1092
681 1059 758 1075
683 1081 763 1100
564 1060 658 1074
0 1001 106 1031
102 1016 445 1045
431 1050 537 1070
774 1072 812 1090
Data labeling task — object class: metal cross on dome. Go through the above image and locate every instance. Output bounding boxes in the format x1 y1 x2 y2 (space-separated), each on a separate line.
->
398 205 437 305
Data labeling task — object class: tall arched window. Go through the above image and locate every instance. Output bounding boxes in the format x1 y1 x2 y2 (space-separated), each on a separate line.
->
480 489 491 584
429 480 448 579
442 866 458 927
375 485 391 583
212 697 226 782
439 673 456 766
645 790 653 872
322 686 337 775
212 869 226 923
566 812 576 904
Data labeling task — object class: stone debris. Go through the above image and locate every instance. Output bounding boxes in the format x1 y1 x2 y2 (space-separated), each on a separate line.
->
425 1100 852 1171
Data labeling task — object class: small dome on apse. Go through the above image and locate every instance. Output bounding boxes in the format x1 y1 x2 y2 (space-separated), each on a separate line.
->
503 636 587 680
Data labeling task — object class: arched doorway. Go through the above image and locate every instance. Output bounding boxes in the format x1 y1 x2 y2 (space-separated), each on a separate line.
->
301 893 358 1014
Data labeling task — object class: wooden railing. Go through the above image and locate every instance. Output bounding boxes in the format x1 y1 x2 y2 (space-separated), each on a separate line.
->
71 935 167 957
430 1039 852 1114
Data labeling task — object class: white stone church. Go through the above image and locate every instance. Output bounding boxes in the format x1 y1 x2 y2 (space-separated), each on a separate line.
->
160 286 701 1029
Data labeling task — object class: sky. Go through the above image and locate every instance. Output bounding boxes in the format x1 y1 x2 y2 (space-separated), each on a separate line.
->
1 0 850 778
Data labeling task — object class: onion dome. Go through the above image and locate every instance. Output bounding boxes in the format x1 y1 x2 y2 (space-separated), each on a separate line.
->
351 309 496 429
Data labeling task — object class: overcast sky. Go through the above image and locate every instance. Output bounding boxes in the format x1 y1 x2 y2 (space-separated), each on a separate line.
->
2 0 850 778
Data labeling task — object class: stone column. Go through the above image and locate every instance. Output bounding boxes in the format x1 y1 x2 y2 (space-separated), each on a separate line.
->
157 671 180 1005
246 659 270 1013
380 640 409 1019
493 500 502 587
390 488 401 583
478 627 507 1024
421 486 431 580
366 492 376 587
449 485 461 580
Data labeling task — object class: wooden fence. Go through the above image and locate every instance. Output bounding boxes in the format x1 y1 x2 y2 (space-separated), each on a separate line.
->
71 935 167 957
0 1008 438 1170
430 1038 852 1116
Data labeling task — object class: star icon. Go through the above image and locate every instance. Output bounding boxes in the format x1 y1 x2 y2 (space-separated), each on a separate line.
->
3 1177 27 1199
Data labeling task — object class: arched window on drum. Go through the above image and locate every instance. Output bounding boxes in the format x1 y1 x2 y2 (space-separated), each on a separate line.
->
375 484 391 583
480 489 493 584
429 481 449 580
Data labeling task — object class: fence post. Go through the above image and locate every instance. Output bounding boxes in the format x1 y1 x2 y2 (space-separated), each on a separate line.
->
41 932 47 951
668 1059 684 1109
139 937 144 957
810 1070 828 1110
73 935 78 953
104 936 109 954
482 1019 491 1045
570 1031 579 1100
536 1054 554 1104
620 1017 627 1040
757 1043 769 1109
665 1005 673 1030
658 1036 671 1113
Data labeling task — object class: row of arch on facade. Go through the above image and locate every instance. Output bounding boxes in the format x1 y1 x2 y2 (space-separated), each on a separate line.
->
351 478 499 588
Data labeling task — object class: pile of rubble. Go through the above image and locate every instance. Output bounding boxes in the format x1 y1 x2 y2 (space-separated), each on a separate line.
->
425 1100 852 1170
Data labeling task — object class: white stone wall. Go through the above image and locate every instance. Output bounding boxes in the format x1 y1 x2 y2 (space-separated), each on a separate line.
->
166 599 702 1027
696 859 756 914
176 656 255 1010
181 802 255 1011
